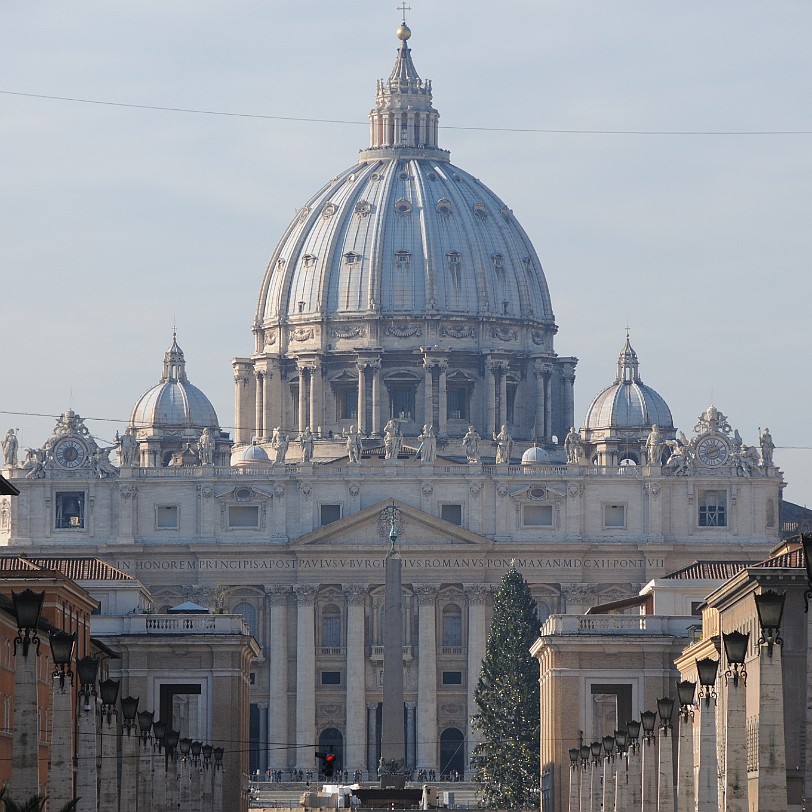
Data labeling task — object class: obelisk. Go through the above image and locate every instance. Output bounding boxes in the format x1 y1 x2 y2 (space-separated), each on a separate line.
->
380 503 405 769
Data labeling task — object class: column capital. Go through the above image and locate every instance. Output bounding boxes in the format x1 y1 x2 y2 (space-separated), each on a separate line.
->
534 359 553 376
463 583 491 605
265 584 291 605
367 702 379 711
293 583 320 605
405 701 417 711
343 584 369 605
413 584 439 606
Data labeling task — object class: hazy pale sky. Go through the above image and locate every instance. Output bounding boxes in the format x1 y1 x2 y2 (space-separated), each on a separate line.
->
2 2 811 502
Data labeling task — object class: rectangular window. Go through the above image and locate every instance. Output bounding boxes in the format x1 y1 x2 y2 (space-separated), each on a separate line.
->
228 505 260 529
603 504 626 529
441 504 462 526
523 504 554 527
156 505 179 530
320 504 342 526
55 491 85 529
321 671 341 686
442 671 462 685
338 388 358 420
447 387 469 421
699 491 727 527
390 388 415 420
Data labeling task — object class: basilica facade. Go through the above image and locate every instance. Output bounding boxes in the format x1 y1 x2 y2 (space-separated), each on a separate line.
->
0 22 783 781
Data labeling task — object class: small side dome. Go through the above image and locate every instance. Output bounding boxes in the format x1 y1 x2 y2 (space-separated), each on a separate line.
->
130 333 219 432
522 445 551 465
234 438 270 467
583 337 673 432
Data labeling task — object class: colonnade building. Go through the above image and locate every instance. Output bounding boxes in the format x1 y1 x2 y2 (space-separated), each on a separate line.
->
0 22 783 781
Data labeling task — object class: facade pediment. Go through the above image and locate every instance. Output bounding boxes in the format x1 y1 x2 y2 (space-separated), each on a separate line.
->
291 498 485 548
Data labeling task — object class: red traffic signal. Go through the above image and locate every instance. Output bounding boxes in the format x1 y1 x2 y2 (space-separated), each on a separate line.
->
323 752 336 777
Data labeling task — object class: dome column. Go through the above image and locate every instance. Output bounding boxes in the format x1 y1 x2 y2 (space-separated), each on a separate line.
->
534 361 551 442
438 361 448 437
264 360 281 443
485 357 497 436
296 361 309 433
255 371 265 441
356 363 368 435
370 358 382 436
232 359 256 446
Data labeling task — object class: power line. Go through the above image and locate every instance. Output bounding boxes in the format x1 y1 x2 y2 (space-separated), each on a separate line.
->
1 89 810 136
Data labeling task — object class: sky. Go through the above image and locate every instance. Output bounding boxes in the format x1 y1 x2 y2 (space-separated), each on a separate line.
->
2 2 811 501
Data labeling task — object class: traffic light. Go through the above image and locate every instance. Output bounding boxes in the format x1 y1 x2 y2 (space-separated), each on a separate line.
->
316 750 337 778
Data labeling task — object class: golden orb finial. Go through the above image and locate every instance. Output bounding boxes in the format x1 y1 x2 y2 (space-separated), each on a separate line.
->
396 22 411 41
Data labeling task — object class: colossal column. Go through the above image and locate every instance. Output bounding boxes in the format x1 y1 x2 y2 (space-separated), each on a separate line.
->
255 371 265 441
370 358 382 436
464 584 490 776
297 365 308 433
294 584 319 771
267 585 291 769
344 585 369 773
356 364 368 435
423 360 434 429
309 361 322 432
485 358 497 436
415 584 439 773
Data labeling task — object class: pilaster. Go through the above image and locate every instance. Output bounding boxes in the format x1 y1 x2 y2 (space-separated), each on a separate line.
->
267 584 290 770
344 584 369 773
294 583 319 769
415 584 439 772
757 641 787 811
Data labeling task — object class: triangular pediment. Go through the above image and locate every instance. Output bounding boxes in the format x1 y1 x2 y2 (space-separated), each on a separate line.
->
291 498 488 548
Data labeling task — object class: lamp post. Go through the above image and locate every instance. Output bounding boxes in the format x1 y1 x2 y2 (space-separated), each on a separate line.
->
656 697 675 812
98 679 120 812
601 735 615 812
179 737 193 810
137 710 154 812
120 695 140 812
754 589 788 811
75 656 99 812
589 741 602 812
675 680 695 812
613 730 627 812
640 710 658 812
48 630 76 809
567 747 579 812
10 589 45 799
202 744 214 812
191 740 203 812
152 720 168 809
165 728 180 812
579 742 591 812
722 630 750 812
213 746 225 812
626 719 642 811
695 658 719 812
800 533 812 809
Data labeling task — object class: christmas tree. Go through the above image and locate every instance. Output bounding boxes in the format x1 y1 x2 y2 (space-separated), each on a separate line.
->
472 564 540 808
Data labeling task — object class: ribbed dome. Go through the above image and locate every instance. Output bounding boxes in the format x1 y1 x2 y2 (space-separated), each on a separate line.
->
583 338 673 431
234 439 270 466
254 28 556 353
130 334 219 432
522 445 552 464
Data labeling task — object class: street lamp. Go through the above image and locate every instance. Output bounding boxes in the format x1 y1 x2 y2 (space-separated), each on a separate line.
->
12 589 45 657
657 697 674 733
138 710 154 744
77 656 98 710
569 748 579 767
626 719 641 750
165 728 180 755
754 589 786 656
179 737 192 761
677 680 696 719
640 710 657 744
614 730 627 753
49 631 76 688
579 744 590 768
121 695 140 734
602 736 615 758
590 741 602 764
100 679 119 724
722 630 750 687
696 658 719 704
202 744 213 766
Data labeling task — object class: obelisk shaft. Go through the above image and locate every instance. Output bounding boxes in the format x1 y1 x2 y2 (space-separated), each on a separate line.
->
380 546 405 763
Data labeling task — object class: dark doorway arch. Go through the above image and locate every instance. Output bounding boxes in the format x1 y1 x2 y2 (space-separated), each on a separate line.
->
439 727 465 779
319 727 344 774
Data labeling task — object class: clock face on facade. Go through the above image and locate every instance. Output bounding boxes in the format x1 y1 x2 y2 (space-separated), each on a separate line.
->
696 436 728 467
54 438 87 469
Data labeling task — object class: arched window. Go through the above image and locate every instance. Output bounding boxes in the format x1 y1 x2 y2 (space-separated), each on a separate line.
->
536 601 551 625
322 604 341 648
439 728 465 779
233 601 257 638
442 604 462 647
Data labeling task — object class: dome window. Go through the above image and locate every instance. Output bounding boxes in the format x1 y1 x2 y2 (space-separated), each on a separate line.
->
500 205 512 220
436 198 452 216
446 252 462 290
428 171 438 181
452 173 461 181
302 254 317 267
370 172 381 182
395 250 411 269
276 258 286 273
354 200 371 217
344 252 360 265
473 201 488 218
394 198 412 215
298 207 310 223
398 170 411 181
322 203 337 218
521 257 533 274
492 254 505 281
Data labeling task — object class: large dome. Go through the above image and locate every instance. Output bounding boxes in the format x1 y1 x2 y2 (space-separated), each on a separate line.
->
233 26 577 447
130 334 219 432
